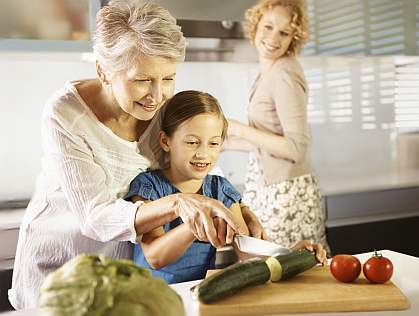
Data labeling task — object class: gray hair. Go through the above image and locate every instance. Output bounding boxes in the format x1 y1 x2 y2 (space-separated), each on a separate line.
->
93 0 186 75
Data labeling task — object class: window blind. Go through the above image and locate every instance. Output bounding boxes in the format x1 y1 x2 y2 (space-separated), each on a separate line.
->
304 57 419 132
394 59 419 131
304 0 416 56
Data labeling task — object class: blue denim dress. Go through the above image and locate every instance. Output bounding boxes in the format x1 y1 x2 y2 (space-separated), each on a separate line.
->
125 170 241 284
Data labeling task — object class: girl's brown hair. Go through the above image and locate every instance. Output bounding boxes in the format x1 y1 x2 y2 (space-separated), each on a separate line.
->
244 0 310 56
162 90 228 140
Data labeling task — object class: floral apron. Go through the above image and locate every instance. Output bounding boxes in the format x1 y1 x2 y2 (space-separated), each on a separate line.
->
242 152 330 254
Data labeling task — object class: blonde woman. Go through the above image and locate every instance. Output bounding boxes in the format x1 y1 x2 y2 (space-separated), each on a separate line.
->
9 0 265 310
225 0 330 253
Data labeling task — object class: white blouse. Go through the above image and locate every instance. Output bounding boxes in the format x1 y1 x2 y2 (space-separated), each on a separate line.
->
9 81 158 310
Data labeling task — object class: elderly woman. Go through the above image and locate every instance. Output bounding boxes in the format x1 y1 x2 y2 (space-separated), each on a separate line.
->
225 0 330 253
9 0 264 310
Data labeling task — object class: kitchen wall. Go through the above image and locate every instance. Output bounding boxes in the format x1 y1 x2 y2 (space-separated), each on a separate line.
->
1 0 419 202
0 53 96 201
1 52 418 201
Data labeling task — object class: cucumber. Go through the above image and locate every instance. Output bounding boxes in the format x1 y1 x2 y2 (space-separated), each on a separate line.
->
192 249 317 303
272 249 318 281
191 259 270 304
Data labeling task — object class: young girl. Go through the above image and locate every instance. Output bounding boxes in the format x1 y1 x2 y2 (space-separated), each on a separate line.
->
125 90 250 284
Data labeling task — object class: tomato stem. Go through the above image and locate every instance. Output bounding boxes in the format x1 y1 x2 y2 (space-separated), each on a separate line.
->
373 249 382 258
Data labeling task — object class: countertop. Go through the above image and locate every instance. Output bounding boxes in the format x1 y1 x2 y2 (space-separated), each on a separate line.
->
1 250 418 316
173 250 418 316
319 168 419 196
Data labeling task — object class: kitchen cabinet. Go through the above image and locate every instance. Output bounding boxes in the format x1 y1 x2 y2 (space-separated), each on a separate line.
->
0 207 26 312
0 270 13 311
325 187 419 257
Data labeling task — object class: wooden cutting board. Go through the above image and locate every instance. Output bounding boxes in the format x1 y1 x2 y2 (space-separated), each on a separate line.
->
199 266 410 316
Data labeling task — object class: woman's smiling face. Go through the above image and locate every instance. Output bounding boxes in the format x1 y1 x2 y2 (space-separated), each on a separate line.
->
110 54 178 121
254 5 294 61
162 113 224 181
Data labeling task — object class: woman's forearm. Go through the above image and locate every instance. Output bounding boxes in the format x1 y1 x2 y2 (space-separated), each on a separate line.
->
141 224 195 269
223 136 255 152
233 123 295 162
134 194 179 236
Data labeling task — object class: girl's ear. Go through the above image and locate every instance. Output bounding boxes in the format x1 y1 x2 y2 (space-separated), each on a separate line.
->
96 61 110 85
159 131 170 152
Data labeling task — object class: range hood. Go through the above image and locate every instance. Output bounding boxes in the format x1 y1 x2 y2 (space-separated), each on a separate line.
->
152 0 256 23
153 0 257 62
100 0 257 62
177 19 245 39
152 0 255 39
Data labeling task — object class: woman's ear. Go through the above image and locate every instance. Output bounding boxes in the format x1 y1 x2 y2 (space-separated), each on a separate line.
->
159 131 170 152
96 61 110 85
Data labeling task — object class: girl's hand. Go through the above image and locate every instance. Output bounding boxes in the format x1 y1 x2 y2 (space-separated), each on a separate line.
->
240 203 269 240
291 240 327 265
214 217 235 246
174 193 245 248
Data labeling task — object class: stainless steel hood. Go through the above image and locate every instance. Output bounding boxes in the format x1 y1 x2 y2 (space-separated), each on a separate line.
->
177 19 245 39
102 0 255 25
152 0 256 22
100 0 256 62
153 0 254 39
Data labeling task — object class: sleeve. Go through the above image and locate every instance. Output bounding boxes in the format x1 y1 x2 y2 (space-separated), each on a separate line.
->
270 66 310 163
42 107 142 244
222 135 255 152
210 176 242 208
125 172 160 201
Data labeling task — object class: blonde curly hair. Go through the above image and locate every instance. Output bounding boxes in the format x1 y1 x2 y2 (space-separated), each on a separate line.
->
244 0 309 56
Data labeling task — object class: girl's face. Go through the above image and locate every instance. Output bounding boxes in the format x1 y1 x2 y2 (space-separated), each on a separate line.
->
161 113 224 181
109 54 177 121
254 5 294 61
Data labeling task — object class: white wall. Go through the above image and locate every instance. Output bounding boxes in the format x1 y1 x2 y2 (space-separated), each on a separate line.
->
0 56 256 201
0 53 408 201
0 53 96 201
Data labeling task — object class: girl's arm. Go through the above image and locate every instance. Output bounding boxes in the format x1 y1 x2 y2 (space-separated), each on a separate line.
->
240 202 269 240
142 204 249 270
133 192 244 248
213 203 250 246
141 223 196 270
134 196 250 269
132 195 196 269
230 202 250 236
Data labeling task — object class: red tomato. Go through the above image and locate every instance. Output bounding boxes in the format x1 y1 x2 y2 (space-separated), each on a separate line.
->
363 251 393 283
330 254 361 283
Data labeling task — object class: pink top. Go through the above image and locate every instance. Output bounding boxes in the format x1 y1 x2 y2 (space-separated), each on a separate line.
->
248 57 310 185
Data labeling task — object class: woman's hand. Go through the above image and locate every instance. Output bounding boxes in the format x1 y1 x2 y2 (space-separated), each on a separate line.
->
240 203 269 240
174 193 245 248
291 240 327 265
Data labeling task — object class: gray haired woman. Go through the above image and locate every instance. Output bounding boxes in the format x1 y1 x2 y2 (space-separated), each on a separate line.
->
9 0 265 310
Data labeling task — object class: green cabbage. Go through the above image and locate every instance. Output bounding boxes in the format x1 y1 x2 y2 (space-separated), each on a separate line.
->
38 254 184 316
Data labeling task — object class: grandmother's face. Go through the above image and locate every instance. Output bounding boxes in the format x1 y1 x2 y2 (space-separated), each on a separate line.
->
110 55 177 121
254 5 294 61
